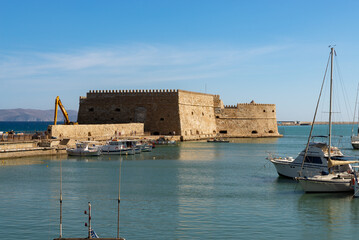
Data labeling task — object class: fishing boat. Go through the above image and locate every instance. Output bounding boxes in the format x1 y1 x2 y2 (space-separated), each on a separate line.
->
295 47 359 192
66 141 101 156
138 142 153 152
269 47 359 181
101 139 136 155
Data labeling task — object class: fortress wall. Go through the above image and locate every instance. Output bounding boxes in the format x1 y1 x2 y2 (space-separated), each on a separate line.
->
78 89 181 135
219 103 277 118
216 118 279 137
178 91 217 138
48 123 144 140
77 89 281 140
216 103 279 137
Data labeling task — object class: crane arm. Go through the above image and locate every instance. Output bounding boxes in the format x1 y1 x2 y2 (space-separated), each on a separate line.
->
54 96 71 125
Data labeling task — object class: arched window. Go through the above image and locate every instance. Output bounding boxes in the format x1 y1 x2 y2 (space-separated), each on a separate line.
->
252 130 258 134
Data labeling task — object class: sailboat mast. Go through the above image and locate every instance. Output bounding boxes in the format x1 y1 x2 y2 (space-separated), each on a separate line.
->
328 47 334 161
117 159 122 239
60 158 63 238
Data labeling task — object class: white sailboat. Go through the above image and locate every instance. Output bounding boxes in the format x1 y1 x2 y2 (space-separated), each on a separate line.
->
296 47 359 193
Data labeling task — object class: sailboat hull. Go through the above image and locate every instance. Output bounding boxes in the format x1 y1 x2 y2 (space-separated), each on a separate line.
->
351 136 359 149
297 175 353 192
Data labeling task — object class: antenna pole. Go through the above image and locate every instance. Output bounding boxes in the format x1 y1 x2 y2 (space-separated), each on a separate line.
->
117 158 122 239
60 158 63 238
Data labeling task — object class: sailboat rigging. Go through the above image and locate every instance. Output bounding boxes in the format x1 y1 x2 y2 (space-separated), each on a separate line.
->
296 47 359 193
268 47 359 188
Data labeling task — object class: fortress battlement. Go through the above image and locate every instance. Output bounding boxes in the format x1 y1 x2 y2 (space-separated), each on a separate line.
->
224 105 237 108
236 103 276 106
88 89 178 94
85 89 216 99
77 89 280 139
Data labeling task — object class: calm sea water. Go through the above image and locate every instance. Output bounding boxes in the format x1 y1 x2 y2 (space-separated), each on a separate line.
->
1 123 359 240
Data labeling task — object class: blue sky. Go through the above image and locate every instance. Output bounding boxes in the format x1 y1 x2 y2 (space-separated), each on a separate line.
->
1 0 359 121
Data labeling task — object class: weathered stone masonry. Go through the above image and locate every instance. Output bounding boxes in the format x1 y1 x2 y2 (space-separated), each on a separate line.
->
77 89 281 140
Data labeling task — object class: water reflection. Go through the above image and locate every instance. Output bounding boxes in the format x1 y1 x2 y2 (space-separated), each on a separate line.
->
297 193 354 239
0 154 67 166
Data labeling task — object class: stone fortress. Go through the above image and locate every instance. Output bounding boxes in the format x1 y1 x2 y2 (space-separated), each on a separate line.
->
76 89 281 140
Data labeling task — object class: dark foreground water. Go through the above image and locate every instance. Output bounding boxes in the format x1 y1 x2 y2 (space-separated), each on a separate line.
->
1 124 359 239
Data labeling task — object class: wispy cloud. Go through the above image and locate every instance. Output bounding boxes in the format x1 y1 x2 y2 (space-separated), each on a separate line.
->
0 44 288 85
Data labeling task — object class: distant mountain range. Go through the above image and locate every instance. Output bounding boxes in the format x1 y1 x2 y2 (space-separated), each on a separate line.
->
0 109 78 122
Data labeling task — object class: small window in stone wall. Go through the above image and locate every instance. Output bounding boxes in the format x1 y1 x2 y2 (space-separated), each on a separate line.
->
252 130 258 134
272 110 275 112
192 112 194 115
219 130 227 134
269 130 274 133
196 130 199 134
216 116 219 118
89 107 94 112
213 130 216 134
263 110 266 112
202 112 204 116
160 118 164 121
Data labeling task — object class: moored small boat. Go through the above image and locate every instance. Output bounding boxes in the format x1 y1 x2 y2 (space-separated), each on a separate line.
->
101 139 136 155
66 141 101 156
297 172 354 193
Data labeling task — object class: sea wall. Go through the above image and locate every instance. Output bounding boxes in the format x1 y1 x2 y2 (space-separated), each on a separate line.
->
48 123 144 140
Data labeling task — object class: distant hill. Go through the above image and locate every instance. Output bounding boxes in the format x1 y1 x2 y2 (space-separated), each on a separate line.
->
0 109 78 122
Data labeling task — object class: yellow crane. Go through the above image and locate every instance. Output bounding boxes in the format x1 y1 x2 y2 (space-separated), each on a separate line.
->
54 96 78 125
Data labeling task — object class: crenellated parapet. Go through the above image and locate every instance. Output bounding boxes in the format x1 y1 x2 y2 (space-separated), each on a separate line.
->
236 103 276 106
88 89 178 94
223 105 236 109
86 89 179 98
